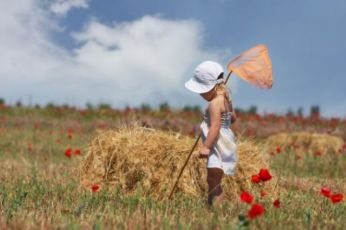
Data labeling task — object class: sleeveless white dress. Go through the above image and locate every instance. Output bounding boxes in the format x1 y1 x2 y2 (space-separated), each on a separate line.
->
200 110 237 175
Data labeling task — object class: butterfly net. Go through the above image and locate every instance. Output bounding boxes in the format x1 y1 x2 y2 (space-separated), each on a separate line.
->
227 44 273 89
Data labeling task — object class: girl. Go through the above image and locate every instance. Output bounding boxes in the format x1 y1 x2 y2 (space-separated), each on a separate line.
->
185 61 237 207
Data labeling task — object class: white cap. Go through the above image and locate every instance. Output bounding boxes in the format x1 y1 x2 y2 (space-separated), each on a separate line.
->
185 61 224 94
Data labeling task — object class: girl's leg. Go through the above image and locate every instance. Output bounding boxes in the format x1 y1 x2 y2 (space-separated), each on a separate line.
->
207 168 224 207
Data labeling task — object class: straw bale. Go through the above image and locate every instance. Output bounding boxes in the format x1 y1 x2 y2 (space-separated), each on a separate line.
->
266 132 344 155
80 126 277 201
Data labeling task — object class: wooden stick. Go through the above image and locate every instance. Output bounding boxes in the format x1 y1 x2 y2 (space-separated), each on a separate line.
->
168 71 233 200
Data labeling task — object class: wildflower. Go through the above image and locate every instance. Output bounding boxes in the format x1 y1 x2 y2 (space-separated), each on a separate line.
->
74 149 81 155
247 204 265 219
251 174 261 183
259 169 272 182
330 193 344 203
240 191 254 204
273 199 280 208
68 134 73 140
28 143 33 152
260 190 267 198
314 150 322 156
91 184 100 192
276 146 281 154
65 148 72 158
320 186 331 198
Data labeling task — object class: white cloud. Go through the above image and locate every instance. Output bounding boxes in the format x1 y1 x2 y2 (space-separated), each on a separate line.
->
50 0 89 16
0 0 231 108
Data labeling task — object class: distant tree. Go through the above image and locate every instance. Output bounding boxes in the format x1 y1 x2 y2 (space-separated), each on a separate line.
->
248 105 257 115
34 104 41 109
86 102 94 110
310 105 320 117
159 102 170 112
183 105 201 113
297 107 304 117
192 105 201 113
16 101 22 108
0 98 5 105
234 107 244 114
98 103 111 110
46 103 56 109
140 103 151 112
183 105 192 112
286 108 295 117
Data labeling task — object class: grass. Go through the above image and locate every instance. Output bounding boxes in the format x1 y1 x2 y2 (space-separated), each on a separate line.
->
0 108 345 229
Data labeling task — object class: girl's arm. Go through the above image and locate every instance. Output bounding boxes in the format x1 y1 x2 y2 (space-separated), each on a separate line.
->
203 99 221 149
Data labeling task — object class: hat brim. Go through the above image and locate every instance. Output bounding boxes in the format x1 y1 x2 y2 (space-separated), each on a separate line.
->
185 78 215 94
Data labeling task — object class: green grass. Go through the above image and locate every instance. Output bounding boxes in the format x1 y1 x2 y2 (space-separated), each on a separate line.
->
0 109 345 229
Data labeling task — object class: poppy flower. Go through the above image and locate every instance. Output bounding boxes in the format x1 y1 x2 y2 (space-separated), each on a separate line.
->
273 199 280 208
276 146 281 154
330 193 344 203
91 184 100 192
74 149 81 155
251 174 261 183
260 190 267 198
65 148 72 158
240 191 254 204
259 169 272 182
247 203 265 219
314 150 322 156
28 143 33 151
320 186 331 198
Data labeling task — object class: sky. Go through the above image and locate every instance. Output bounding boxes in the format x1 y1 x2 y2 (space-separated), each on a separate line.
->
0 0 345 117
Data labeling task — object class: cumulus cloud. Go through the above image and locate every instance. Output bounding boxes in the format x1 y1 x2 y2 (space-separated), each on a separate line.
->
50 0 89 16
0 0 231 108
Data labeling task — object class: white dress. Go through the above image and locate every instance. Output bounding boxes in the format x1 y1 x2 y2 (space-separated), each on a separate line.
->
200 110 237 175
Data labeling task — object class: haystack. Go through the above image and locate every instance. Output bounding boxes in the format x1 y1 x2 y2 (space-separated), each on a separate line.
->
80 126 277 201
266 132 344 155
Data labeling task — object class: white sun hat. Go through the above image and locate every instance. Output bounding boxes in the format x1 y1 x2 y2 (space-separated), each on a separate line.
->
185 60 224 94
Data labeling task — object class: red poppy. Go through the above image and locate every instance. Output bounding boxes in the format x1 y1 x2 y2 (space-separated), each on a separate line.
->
330 193 344 203
68 134 73 140
276 146 281 154
251 174 261 183
247 203 265 219
91 184 100 192
28 143 33 151
320 186 331 198
65 148 72 158
260 190 267 198
314 150 322 156
259 169 272 182
273 199 280 208
240 191 254 204
74 149 81 155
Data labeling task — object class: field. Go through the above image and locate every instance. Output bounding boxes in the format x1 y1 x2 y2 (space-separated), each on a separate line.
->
0 105 345 229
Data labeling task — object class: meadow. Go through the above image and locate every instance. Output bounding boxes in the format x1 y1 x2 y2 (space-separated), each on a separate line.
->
0 104 345 229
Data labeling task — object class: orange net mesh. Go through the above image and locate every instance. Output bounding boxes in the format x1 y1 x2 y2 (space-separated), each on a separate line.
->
227 44 273 89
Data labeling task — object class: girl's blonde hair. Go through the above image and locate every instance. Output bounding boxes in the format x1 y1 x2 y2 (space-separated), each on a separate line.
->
214 83 231 104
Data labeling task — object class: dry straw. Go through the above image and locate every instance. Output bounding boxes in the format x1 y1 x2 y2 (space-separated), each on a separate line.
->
80 125 277 201
266 132 344 155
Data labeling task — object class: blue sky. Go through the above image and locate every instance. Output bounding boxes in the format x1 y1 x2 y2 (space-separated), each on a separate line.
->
1 0 345 117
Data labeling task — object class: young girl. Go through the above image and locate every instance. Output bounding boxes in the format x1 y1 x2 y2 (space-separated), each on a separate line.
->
185 61 237 207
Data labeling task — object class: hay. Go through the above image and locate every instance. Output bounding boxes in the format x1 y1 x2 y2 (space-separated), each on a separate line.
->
80 125 277 201
266 132 344 155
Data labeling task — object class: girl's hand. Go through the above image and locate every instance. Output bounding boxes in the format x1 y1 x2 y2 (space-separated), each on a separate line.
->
199 146 210 158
